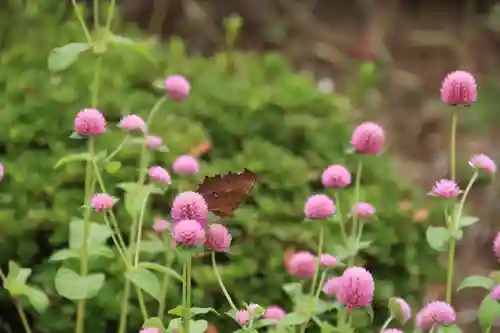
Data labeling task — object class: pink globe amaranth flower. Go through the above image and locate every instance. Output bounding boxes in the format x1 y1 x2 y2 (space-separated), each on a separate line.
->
323 277 340 296
392 297 412 323
235 309 250 326
119 115 146 133
440 70 477 105
74 108 106 136
470 154 496 174
0 163 4 182
264 306 286 322
91 193 114 212
304 194 335 219
322 165 351 188
337 267 374 309
170 191 209 227
319 254 337 269
164 75 190 101
430 179 461 199
140 329 159 333
383 330 403 333
146 135 163 150
351 122 385 155
172 155 199 175
287 251 316 278
153 219 169 233
490 285 500 301
148 166 171 185
494 231 500 261
205 223 232 251
351 202 376 218
172 219 205 247
415 301 456 330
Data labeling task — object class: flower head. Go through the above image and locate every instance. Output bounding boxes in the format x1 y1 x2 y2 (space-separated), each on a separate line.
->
322 165 351 188
119 115 146 133
304 194 335 219
170 191 208 227
287 251 316 279
140 329 159 333
391 297 412 324
351 122 385 154
319 254 337 269
430 179 461 199
0 163 4 182
494 231 500 261
205 223 232 251
383 330 403 333
415 301 456 330
469 154 496 174
148 166 171 185
164 75 190 101
172 219 205 247
337 267 374 309
153 219 169 233
235 309 250 326
74 108 106 136
351 202 376 218
172 155 199 175
490 285 500 301
91 193 114 212
323 277 340 296
146 135 163 150
440 70 477 105
264 306 286 322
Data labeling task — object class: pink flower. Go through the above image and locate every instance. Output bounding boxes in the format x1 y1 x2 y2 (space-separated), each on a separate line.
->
264 306 286 322
494 232 500 261
235 309 250 326
469 154 496 174
322 165 351 188
490 285 500 301
351 122 385 155
304 194 335 219
119 115 146 133
148 166 171 184
172 219 205 247
153 219 169 233
430 179 461 199
351 202 375 218
164 75 190 101
170 191 209 227
146 135 163 150
91 193 114 212
337 267 374 309
287 251 316 278
0 163 4 182
415 301 456 330
205 223 232 251
74 108 106 136
440 70 477 105
392 297 412 323
323 277 340 296
383 330 403 333
140 329 159 333
319 254 337 269
172 155 199 175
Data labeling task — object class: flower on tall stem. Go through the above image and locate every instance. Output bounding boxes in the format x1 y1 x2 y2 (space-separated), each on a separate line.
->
304 194 335 219
440 70 477 106
205 224 232 251
321 164 351 188
286 251 316 278
172 155 199 175
469 154 496 174
336 267 374 310
74 108 106 136
493 231 500 261
415 301 456 330
351 202 375 219
351 122 385 155
91 193 114 212
172 219 205 247
170 191 208 227
164 75 190 101
119 115 146 133
429 179 461 199
264 306 286 322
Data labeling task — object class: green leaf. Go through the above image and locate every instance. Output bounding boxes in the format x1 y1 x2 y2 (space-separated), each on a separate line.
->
490 271 500 283
457 275 494 291
69 219 113 249
105 161 122 174
457 215 479 228
282 282 302 298
4 261 32 296
253 319 279 328
168 305 186 317
129 239 164 255
48 43 90 72
190 320 208 333
426 226 450 251
190 307 219 316
49 246 114 261
54 268 105 300
477 296 500 330
142 317 165 330
439 324 463 333
109 35 154 62
117 183 158 218
388 297 407 324
138 262 183 282
24 286 49 313
54 153 92 169
277 313 309 327
125 267 161 301
69 132 86 140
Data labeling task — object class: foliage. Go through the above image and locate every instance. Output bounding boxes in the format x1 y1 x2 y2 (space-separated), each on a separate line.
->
0 1 446 333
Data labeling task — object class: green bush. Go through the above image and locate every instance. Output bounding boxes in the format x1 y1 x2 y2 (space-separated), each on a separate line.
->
0 2 443 333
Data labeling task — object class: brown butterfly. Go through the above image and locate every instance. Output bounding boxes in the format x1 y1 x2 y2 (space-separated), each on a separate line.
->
196 169 257 217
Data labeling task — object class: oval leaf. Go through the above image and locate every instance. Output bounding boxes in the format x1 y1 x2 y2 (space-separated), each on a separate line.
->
125 267 161 301
48 43 90 72
54 268 105 300
457 275 494 292
277 313 309 327
426 226 450 251
457 215 479 228
25 286 49 313
142 317 165 330
54 153 92 169
478 296 500 330
138 262 183 282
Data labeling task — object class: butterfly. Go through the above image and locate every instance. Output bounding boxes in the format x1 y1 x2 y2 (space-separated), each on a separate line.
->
196 169 257 217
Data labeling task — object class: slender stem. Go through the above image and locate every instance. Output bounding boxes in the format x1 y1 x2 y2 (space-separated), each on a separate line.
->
0 270 32 333
348 160 363 266
106 136 130 162
299 225 324 333
107 211 128 253
146 96 167 127
182 257 193 333
158 234 175 318
313 271 328 300
457 172 478 218
93 0 99 29
210 252 237 310
137 289 148 320
334 192 348 244
134 194 150 267
105 0 117 31
103 214 128 265
71 0 92 43
379 316 393 332
450 112 458 181
118 281 131 333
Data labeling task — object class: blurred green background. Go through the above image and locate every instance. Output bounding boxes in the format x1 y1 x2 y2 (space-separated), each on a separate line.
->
1 0 500 332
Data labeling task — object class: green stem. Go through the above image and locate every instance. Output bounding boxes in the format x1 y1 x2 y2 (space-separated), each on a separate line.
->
158 234 175 318
379 316 393 332
146 95 167 128
450 112 458 181
134 194 150 267
299 225 324 333
314 271 328 300
106 136 130 162
183 257 193 333
210 252 237 311
93 0 99 29
348 160 363 266
334 192 348 244
105 0 117 31
71 0 92 43
103 214 128 265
